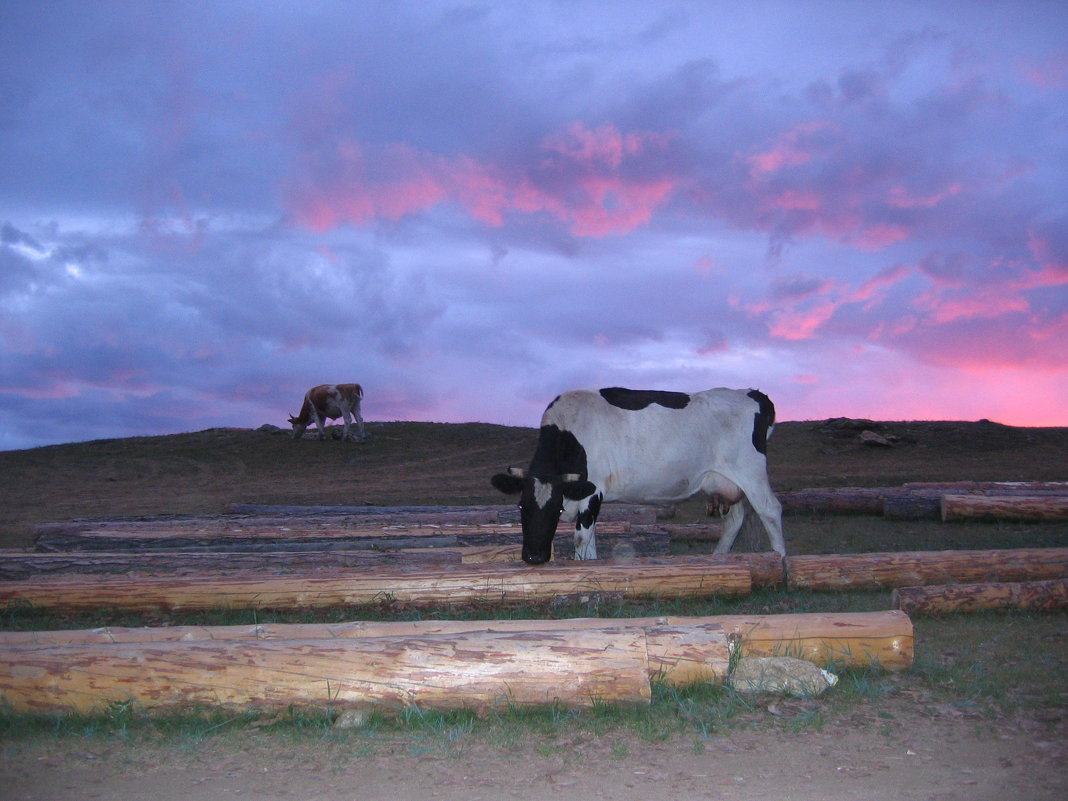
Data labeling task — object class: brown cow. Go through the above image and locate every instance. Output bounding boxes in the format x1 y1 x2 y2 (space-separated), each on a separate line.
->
288 384 366 441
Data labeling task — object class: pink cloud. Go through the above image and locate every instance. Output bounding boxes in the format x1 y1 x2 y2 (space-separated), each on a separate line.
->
887 183 963 209
286 122 677 237
1021 54 1068 89
745 121 833 177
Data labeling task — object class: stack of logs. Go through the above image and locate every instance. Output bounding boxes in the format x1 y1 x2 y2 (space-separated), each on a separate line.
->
1 491 1066 714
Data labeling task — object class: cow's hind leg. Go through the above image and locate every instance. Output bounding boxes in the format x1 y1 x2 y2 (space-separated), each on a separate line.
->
743 481 785 556
572 492 602 560
713 503 745 554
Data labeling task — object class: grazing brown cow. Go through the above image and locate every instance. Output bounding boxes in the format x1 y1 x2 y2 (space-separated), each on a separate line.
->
288 384 366 441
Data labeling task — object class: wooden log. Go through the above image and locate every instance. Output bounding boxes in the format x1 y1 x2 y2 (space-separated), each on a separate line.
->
227 503 664 524
777 487 893 516
881 495 942 520
940 494 1068 522
227 504 509 521
786 548 1068 591
31 519 669 558
0 557 751 612
0 626 672 714
904 481 1068 494
0 611 912 671
893 578 1068 614
0 548 462 580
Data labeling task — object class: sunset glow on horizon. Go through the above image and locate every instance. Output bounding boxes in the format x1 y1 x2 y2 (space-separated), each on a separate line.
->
1 1 1065 450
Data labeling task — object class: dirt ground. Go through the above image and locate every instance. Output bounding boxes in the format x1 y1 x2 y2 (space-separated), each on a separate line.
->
3 697 1065 801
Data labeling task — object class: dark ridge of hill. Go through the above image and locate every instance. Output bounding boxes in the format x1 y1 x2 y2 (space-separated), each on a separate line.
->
0 419 1064 548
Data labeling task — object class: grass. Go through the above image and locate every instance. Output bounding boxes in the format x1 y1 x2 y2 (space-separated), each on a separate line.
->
2 419 1066 753
4 590 1065 753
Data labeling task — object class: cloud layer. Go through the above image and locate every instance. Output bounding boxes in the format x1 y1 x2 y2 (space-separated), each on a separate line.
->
1 1 1066 450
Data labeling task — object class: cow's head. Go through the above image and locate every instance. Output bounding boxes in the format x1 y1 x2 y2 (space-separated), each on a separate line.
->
491 467 595 565
287 416 306 439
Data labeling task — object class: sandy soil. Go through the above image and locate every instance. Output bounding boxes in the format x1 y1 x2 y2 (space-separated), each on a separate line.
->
4 699 1065 801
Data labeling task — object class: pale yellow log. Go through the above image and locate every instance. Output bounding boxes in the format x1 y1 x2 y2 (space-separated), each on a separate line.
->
0 627 660 714
787 548 1068 591
940 494 1068 522
893 578 1068 614
0 611 912 671
0 559 751 612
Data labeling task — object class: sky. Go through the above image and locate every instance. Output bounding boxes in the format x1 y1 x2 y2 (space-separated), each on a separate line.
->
1 1 1066 451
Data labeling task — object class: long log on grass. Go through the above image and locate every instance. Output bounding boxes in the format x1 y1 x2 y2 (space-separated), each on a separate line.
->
892 578 1068 614
905 481 1068 494
0 557 751 612
31 520 669 558
786 548 1068 591
2 625 709 713
940 494 1068 522
0 548 464 580
227 503 664 525
777 487 897 516
0 610 911 671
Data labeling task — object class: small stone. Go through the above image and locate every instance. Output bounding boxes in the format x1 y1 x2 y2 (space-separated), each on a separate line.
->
333 709 370 730
728 656 838 697
860 430 893 447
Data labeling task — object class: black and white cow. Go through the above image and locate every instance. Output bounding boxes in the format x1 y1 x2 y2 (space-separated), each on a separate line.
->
491 387 785 564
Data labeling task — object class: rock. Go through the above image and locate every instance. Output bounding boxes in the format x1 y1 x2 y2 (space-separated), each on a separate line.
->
859 430 893 447
728 656 838 697
333 708 370 730
257 424 284 433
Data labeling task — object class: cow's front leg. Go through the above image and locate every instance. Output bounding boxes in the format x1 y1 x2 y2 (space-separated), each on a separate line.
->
312 411 327 440
572 492 603 560
340 411 352 441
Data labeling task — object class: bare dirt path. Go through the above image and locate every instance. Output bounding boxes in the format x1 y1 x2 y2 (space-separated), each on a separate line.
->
4 703 1064 801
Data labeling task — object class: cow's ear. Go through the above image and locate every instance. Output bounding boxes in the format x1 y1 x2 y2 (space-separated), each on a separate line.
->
491 473 524 495
560 479 596 501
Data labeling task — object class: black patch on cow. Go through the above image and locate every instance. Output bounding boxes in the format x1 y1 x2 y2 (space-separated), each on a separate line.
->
576 492 603 529
747 389 775 455
530 424 588 478
599 387 691 411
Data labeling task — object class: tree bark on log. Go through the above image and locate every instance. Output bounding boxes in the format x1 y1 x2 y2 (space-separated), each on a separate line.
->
0 557 752 612
31 520 669 559
881 496 942 521
777 488 899 516
940 495 1068 522
0 548 461 580
0 611 913 671
0 627 678 714
786 548 1068 591
892 578 1068 614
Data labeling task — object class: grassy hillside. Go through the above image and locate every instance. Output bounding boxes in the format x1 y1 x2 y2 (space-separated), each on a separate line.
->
1 418 1065 549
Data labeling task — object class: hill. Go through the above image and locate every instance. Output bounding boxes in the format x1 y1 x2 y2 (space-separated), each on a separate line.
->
1 418 1065 549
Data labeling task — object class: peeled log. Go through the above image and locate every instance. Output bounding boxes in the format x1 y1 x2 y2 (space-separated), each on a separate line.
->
786 548 1068 591
0 626 676 714
0 610 912 671
940 494 1068 522
0 558 751 612
893 578 1068 614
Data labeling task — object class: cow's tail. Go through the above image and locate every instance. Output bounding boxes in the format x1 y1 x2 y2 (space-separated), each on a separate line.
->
747 389 775 454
